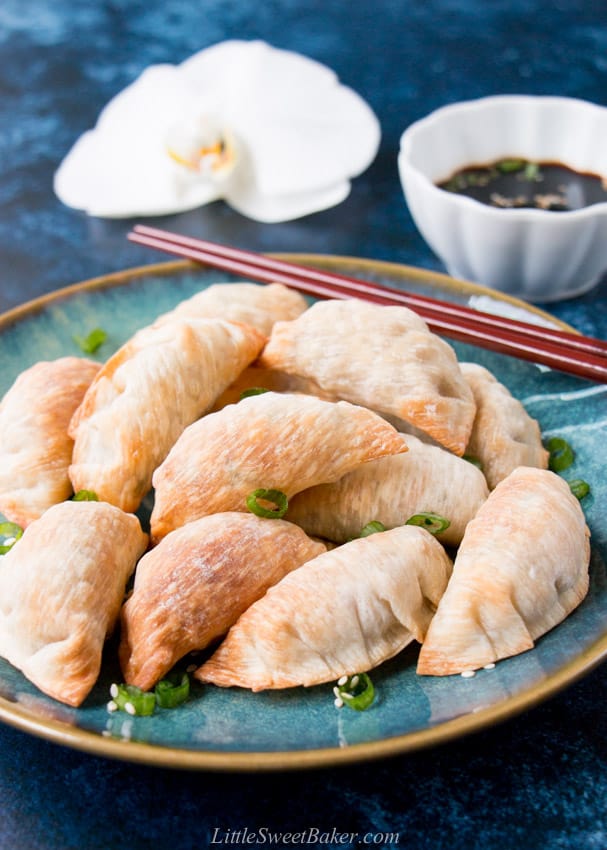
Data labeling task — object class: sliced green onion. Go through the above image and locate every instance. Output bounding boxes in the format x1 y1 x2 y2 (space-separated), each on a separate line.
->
73 327 107 354
405 513 450 535
568 479 590 500
496 158 526 173
546 436 575 472
155 672 190 709
0 521 23 555
108 683 156 716
463 454 483 470
359 520 386 538
239 387 269 400
246 488 288 519
72 489 99 501
523 162 540 181
335 673 375 711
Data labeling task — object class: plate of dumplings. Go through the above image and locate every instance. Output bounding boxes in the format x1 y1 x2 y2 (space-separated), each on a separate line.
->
0 255 604 771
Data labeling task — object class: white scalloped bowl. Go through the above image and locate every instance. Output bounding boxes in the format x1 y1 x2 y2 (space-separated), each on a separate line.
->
398 95 607 302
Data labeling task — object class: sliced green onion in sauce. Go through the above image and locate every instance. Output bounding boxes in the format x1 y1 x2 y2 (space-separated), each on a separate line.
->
72 489 99 501
405 513 450 535
108 683 156 716
496 158 526 173
524 162 540 181
246 488 288 519
239 387 269 400
463 454 483 470
334 673 375 711
568 479 591 500
73 327 107 355
0 521 23 555
546 436 575 472
155 672 190 709
359 520 386 538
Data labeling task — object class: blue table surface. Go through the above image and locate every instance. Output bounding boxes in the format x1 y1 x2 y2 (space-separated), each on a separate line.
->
1 1 607 848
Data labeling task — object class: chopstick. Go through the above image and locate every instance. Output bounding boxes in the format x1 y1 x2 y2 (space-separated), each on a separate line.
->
128 224 607 384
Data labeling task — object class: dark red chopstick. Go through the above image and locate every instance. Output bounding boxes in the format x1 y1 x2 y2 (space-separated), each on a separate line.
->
131 224 607 358
127 225 607 384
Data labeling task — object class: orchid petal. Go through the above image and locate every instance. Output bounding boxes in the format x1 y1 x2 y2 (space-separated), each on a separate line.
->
226 178 351 224
54 66 222 216
54 41 380 222
182 41 379 197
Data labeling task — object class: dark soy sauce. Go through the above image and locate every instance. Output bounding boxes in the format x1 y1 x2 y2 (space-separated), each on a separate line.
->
437 158 607 211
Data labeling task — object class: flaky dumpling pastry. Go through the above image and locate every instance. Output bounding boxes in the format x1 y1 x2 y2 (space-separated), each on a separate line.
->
287 433 489 547
0 501 147 707
258 298 476 455
461 362 549 489
0 357 100 527
69 317 265 512
150 391 408 542
154 282 308 334
119 512 326 690
210 365 337 411
196 524 453 691
417 467 591 676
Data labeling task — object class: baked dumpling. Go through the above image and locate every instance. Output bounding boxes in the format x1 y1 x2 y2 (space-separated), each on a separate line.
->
150 391 408 542
119 512 326 690
417 467 591 676
69 317 265 512
210 365 338 411
287 433 489 547
258 298 476 455
461 362 549 489
0 357 100 527
154 282 308 334
0 501 147 707
196 524 453 690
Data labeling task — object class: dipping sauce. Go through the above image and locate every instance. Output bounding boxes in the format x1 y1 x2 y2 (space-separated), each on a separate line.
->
437 159 607 211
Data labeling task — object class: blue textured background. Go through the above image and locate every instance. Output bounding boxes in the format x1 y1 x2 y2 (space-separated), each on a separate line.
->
1 1 607 848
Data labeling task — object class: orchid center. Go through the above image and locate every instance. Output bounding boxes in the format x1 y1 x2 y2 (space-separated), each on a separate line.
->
166 118 238 181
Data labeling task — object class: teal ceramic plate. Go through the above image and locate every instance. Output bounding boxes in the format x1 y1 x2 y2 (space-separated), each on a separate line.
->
0 256 605 771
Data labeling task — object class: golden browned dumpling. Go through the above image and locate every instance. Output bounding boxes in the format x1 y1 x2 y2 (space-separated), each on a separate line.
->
150 391 408 542
154 282 308 334
417 467 591 676
287 433 489 547
0 357 100 527
461 362 549 488
210 365 338 411
258 298 476 455
119 512 326 690
0 501 147 707
69 317 265 512
196 524 453 691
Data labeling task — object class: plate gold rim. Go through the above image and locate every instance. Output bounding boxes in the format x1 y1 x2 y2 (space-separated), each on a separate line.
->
0 255 591 772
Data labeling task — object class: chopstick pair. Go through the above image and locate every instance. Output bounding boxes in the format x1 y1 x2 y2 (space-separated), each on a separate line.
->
127 224 607 384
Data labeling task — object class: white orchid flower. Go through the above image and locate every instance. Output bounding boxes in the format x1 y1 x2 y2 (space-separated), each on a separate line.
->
54 40 381 223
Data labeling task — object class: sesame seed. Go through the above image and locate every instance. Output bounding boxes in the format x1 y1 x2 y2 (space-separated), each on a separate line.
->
484 662 496 670
106 700 118 712
341 691 354 699
332 686 341 698
334 697 344 709
461 669 476 679
110 683 118 698
350 675 360 688
337 675 348 686
124 702 136 715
